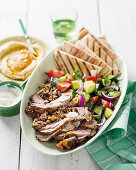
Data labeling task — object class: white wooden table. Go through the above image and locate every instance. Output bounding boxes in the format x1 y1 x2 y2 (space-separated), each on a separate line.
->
0 0 136 170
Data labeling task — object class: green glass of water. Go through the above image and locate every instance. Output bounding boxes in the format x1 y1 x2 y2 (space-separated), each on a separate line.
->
51 7 78 42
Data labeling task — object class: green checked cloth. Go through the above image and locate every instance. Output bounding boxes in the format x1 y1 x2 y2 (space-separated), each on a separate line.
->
86 81 136 170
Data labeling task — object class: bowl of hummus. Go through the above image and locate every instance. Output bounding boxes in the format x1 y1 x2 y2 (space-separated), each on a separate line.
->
0 36 51 85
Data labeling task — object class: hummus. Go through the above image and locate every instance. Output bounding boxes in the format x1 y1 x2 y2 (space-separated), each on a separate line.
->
0 41 45 80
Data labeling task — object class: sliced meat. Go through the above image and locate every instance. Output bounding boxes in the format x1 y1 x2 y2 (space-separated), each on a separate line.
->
25 105 43 118
68 107 93 121
32 119 47 131
25 105 36 118
54 120 81 142
78 136 87 143
80 118 98 130
56 136 78 150
55 133 66 142
56 128 97 149
36 129 62 142
62 120 81 132
39 112 48 121
40 118 69 134
72 107 85 116
77 129 96 142
31 89 72 112
66 112 79 119
31 93 45 104
63 129 92 139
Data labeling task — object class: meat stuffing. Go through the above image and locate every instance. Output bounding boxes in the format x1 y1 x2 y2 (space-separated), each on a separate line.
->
25 80 99 150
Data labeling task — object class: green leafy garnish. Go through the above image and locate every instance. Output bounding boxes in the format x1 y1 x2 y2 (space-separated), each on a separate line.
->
72 91 78 99
85 101 93 108
72 66 81 80
50 77 59 87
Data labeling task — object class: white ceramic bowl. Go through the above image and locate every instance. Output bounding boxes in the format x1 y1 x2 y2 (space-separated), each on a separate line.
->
20 45 128 156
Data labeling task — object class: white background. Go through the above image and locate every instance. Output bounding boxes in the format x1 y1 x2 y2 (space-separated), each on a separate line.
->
0 0 136 170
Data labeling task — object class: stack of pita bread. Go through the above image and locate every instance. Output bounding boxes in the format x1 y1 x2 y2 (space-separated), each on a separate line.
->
54 27 120 77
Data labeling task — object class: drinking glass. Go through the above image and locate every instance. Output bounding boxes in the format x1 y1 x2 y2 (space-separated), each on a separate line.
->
50 7 78 42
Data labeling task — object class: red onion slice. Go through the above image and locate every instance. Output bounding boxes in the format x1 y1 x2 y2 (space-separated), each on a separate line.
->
45 72 49 75
91 70 97 77
79 95 85 107
109 102 114 109
82 73 89 80
102 85 119 91
101 92 120 102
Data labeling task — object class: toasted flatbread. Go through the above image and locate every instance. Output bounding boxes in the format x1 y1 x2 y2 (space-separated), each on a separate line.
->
61 41 112 76
78 27 118 61
80 34 120 75
75 41 113 76
55 49 102 76
98 35 109 46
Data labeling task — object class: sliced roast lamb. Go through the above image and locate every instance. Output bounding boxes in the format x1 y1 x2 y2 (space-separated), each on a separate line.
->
56 129 94 150
32 120 47 131
80 118 98 130
40 118 69 134
62 129 93 139
66 107 93 121
25 89 72 118
56 136 78 150
36 129 62 142
31 93 47 104
30 89 72 112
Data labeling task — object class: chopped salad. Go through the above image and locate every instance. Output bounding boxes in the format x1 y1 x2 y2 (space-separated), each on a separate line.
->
49 67 121 124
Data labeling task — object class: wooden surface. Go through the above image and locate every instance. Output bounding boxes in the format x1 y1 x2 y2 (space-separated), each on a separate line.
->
0 0 135 170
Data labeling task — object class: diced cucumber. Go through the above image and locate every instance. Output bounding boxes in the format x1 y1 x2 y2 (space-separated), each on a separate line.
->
102 78 111 86
79 91 85 95
108 91 121 97
84 93 91 102
108 88 115 92
108 75 117 80
94 114 101 120
79 92 90 102
97 90 107 97
93 105 103 114
112 91 121 97
84 81 96 93
59 76 67 82
108 91 115 97
71 80 80 90
104 107 113 118
111 81 117 86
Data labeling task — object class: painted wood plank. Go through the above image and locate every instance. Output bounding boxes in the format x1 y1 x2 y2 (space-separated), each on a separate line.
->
20 0 101 170
0 0 28 39
99 0 136 80
0 115 20 170
20 135 101 170
0 0 27 170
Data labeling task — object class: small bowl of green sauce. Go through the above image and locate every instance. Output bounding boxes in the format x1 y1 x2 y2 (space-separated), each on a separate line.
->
0 81 23 117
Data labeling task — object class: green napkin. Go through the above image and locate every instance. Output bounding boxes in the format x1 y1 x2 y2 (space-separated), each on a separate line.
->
86 81 136 170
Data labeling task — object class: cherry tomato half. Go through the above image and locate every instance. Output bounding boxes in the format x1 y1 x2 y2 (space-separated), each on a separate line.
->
57 83 71 93
49 69 64 78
